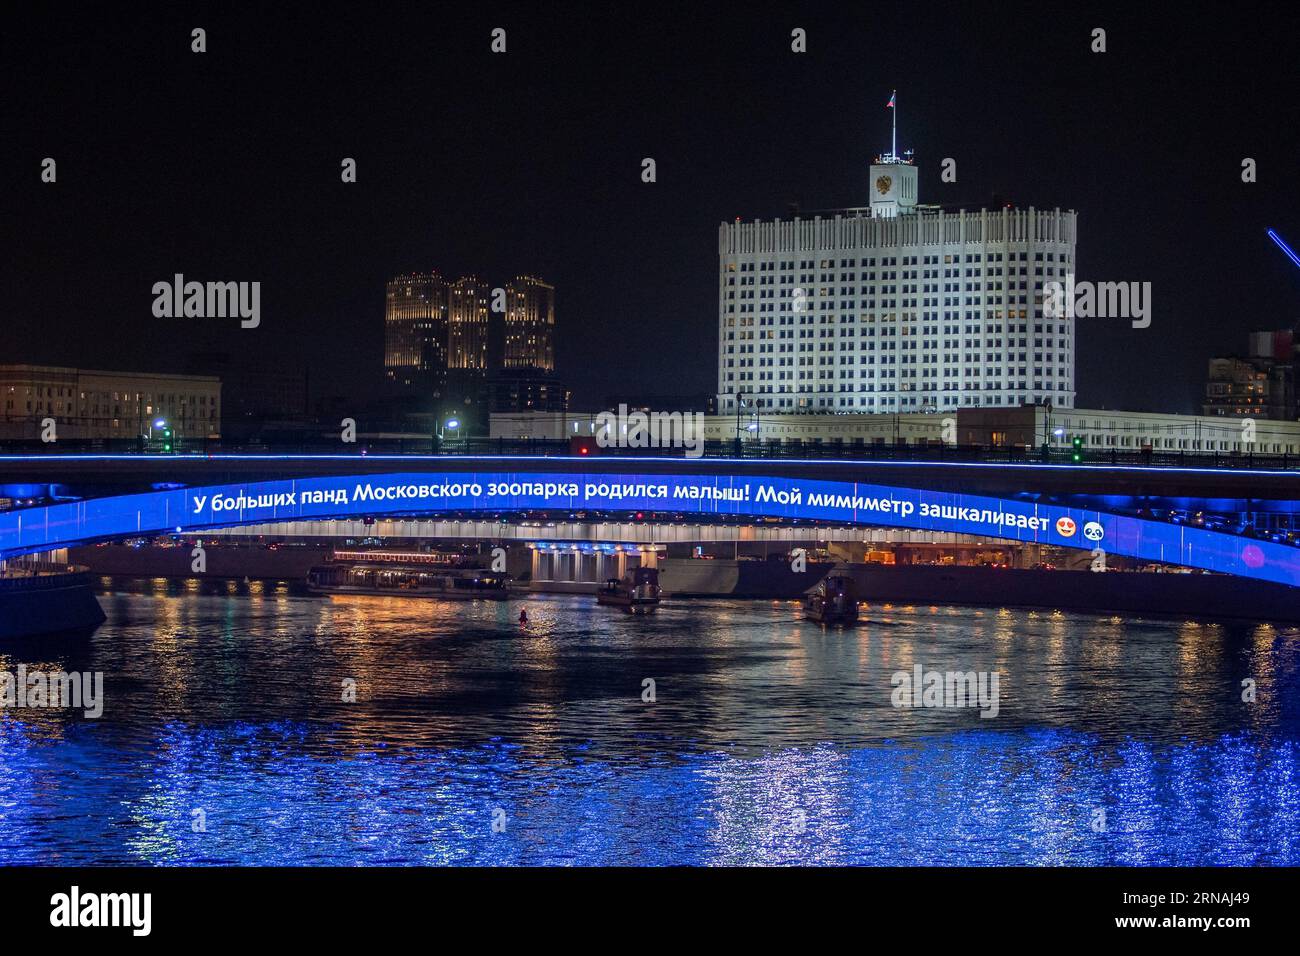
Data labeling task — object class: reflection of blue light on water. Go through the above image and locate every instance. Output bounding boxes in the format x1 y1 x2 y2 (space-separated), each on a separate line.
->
2 721 1298 865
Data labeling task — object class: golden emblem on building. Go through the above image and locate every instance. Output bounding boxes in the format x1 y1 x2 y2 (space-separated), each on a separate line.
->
875 175 892 195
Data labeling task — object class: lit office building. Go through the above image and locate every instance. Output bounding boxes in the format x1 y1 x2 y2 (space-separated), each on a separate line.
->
384 272 450 391
717 142 1078 415
504 275 556 372
448 275 491 371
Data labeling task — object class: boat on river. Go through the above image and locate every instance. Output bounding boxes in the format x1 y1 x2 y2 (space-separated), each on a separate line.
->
307 551 509 601
596 567 661 614
803 569 860 625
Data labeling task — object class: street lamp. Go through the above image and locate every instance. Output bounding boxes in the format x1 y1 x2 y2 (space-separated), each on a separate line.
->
437 417 461 442
148 418 174 452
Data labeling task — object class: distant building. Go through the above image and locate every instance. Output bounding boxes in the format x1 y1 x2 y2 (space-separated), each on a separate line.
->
486 368 569 415
448 276 491 372
384 271 559 432
504 276 555 372
492 404 1300 456
0 365 221 440
1203 330 1296 420
384 272 450 394
717 114 1077 415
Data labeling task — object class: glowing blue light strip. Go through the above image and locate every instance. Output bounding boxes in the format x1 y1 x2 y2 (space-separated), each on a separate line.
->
1269 229 1300 270
1 470 1296 587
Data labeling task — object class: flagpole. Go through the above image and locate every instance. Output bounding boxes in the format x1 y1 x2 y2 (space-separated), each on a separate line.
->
891 90 897 160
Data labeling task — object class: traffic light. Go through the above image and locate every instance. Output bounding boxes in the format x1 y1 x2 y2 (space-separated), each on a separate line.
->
1070 435 1083 463
163 427 173 453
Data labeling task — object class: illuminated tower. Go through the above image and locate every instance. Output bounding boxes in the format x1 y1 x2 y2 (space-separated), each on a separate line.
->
384 272 449 393
504 275 555 372
448 275 491 371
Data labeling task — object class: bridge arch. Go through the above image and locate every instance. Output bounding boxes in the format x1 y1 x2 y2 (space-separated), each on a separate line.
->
1 470 1296 587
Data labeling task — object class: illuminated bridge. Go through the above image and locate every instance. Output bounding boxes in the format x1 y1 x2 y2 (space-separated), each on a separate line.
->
2 453 1300 587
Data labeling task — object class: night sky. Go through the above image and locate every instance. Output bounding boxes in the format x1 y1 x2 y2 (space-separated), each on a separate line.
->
3 3 1298 413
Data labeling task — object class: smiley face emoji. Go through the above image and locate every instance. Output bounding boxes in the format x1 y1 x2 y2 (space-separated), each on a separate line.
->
1056 516 1077 537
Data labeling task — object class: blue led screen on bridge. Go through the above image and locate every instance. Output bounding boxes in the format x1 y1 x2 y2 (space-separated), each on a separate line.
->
0 471 1296 587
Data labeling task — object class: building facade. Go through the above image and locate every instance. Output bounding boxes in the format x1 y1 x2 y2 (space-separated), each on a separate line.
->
448 275 491 372
0 365 221 440
384 272 450 392
385 271 564 431
491 405 1300 456
486 369 570 415
1203 330 1296 420
504 275 556 372
717 155 1078 416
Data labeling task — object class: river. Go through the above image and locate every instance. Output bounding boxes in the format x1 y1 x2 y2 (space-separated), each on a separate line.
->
1 579 1297 865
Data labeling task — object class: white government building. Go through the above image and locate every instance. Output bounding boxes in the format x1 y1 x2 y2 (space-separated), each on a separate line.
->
491 113 1300 458
716 139 1077 416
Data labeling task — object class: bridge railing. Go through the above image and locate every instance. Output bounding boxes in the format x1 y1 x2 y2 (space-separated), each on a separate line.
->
0 436 1295 471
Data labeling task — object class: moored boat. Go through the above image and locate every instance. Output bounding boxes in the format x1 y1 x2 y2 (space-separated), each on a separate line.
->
596 567 661 615
803 569 860 625
306 552 509 600
0 564 106 640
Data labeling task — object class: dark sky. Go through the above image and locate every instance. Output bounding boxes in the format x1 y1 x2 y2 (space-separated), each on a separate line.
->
3 2 1298 413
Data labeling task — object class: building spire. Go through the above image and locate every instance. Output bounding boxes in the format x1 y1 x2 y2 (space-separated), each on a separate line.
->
887 90 897 161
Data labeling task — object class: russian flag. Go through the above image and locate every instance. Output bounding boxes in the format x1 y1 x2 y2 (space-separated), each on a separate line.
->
886 92 895 108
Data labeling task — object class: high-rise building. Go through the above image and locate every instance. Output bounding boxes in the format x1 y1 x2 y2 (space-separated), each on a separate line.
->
384 272 449 392
1203 330 1297 420
448 276 491 371
716 135 1078 415
504 275 555 372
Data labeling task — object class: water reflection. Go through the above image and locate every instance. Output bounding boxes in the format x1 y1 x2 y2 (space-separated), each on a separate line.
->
1 584 1298 864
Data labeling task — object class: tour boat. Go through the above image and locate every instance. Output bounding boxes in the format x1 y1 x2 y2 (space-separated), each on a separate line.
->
596 567 661 614
803 570 860 625
307 554 509 601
